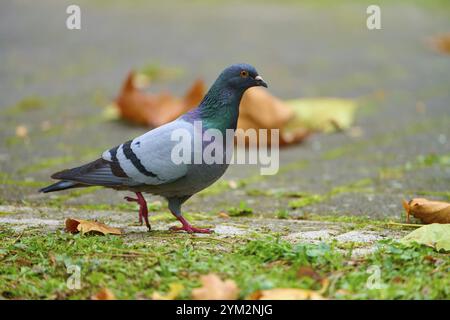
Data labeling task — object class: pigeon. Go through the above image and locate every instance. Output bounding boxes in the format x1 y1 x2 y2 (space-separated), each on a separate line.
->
39 63 268 233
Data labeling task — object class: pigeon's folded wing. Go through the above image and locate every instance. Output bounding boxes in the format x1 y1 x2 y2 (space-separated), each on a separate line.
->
101 120 191 186
51 158 133 187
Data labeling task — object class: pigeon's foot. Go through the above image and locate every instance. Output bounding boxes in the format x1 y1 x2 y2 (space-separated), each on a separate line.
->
124 192 151 231
170 215 213 234
169 225 212 234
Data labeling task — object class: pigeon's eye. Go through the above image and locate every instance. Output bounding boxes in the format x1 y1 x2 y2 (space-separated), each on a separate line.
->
240 70 249 78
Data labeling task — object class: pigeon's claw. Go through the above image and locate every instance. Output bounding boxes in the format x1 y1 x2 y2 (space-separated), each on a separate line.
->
125 192 151 231
124 196 138 203
170 215 213 234
169 225 212 234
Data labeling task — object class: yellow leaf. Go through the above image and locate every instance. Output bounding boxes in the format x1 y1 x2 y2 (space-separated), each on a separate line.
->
65 218 122 235
248 288 325 300
285 98 358 133
115 72 203 127
15 125 28 138
192 273 239 300
218 212 230 219
248 278 328 300
401 224 450 251
152 283 184 300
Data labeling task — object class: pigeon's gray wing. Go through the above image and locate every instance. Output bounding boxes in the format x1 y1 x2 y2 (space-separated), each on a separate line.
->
101 119 192 186
52 119 193 188
51 158 133 187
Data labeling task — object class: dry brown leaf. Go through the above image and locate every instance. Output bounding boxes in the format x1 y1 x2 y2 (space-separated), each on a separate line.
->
152 283 184 300
237 87 310 147
48 252 56 267
296 266 322 281
428 33 450 55
240 87 294 129
191 273 239 300
91 288 116 300
403 198 450 224
115 72 204 127
248 288 325 300
65 218 122 235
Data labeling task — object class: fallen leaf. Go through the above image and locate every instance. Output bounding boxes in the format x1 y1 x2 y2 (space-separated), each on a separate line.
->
392 276 405 284
285 98 358 133
48 252 56 267
248 288 325 300
65 218 122 235
191 273 239 300
296 266 322 281
218 212 230 219
91 288 116 300
240 88 294 129
115 72 204 127
401 223 450 251
15 125 28 138
428 33 450 55
228 180 238 189
423 255 436 262
402 198 450 224
248 277 328 300
237 87 310 146
152 283 184 300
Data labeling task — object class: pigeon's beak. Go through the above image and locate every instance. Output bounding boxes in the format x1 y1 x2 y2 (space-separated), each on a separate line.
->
255 75 268 88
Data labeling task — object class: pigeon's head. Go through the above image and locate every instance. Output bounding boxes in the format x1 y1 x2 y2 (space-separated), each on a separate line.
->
218 63 268 91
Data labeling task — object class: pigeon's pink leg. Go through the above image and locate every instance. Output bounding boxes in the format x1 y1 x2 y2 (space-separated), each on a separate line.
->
169 215 212 234
124 192 151 231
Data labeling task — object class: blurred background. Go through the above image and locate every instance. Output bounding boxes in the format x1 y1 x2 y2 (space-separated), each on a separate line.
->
1 0 449 219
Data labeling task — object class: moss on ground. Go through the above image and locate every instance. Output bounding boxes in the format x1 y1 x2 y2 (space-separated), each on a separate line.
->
19 156 75 175
2 96 46 115
0 227 448 299
289 178 373 209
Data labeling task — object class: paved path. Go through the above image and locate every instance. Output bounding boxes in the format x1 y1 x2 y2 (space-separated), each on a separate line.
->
0 0 449 244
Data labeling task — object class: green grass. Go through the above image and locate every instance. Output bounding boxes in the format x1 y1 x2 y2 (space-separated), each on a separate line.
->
0 227 448 299
227 201 254 217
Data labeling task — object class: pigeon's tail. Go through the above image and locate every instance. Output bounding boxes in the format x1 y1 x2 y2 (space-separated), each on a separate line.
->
39 180 83 193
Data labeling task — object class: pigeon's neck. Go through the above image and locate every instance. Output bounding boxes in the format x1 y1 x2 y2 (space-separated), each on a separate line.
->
183 84 244 132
